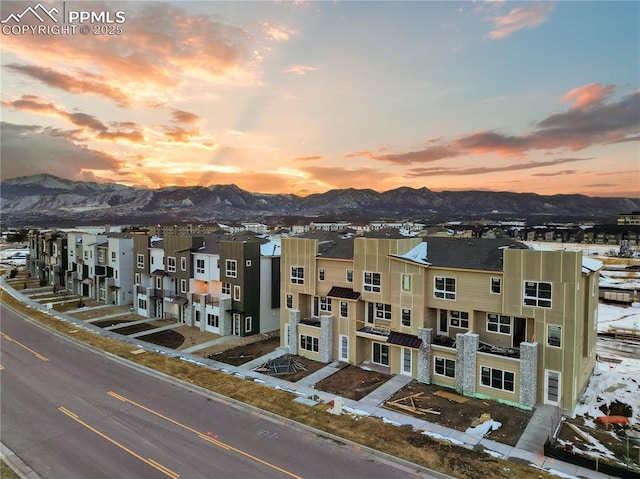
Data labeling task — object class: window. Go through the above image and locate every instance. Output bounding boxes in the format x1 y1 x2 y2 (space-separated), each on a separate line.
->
490 277 501 294
181 257 187 271
291 266 304 284
99 288 106 300
487 314 511 335
481 366 515 392
114 270 118 280
369 302 391 322
226 259 237 278
524 281 552 308
196 259 205 274
340 301 348 318
449 310 469 329
363 272 381 292
319 296 331 312
180 279 187 294
339 335 348 361
245 259 252 267
372 343 389 366
434 357 456 378
233 285 241 301
207 313 219 328
111 251 116 262
402 348 412 375
545 370 561 404
167 256 176 273
84 250 88 260
434 276 456 300
135 273 140 284
401 274 412 292
346 269 353 283
138 298 147 310
300 335 319 352
401 308 411 327
286 294 293 309
318 269 325 281
245 316 252 333
547 324 562 348
98 250 105 263
155 276 162 289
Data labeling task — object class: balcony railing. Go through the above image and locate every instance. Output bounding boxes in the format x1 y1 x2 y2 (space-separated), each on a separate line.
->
300 317 321 327
136 285 147 295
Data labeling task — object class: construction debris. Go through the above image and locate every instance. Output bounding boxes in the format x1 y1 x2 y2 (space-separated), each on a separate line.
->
434 390 469 403
253 355 308 375
383 392 441 415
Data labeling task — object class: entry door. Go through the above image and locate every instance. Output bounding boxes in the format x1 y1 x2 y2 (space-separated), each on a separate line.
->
544 370 561 405
513 317 526 347
438 310 448 336
233 313 241 335
401 348 412 376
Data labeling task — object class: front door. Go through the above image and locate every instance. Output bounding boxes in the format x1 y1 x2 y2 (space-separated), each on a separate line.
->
544 370 561 405
438 310 448 336
513 317 526 347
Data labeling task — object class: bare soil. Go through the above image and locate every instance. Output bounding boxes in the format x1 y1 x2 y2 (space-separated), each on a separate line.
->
386 381 532 446
207 337 280 365
254 354 327 382
93 319 185 349
316 365 393 400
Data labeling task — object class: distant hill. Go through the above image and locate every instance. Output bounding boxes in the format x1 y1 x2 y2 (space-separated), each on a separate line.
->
1 174 638 226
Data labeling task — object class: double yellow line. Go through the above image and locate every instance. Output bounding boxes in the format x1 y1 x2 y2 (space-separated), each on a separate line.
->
58 406 179 479
1 331 49 361
107 391 303 479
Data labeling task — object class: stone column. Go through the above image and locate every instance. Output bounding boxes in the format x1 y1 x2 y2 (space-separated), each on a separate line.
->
519 342 538 408
288 309 300 355
417 327 433 383
456 332 479 396
320 315 334 363
198 294 207 331
219 297 233 336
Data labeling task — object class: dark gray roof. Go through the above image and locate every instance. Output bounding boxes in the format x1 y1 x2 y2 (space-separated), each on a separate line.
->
296 231 355 259
422 237 528 271
327 286 361 300
387 332 422 349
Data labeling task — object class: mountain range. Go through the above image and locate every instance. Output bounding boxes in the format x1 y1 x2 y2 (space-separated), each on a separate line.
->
1 174 638 227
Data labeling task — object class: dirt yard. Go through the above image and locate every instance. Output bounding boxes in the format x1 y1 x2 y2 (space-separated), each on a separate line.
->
253 354 327 382
316 365 393 400
93 318 185 349
386 381 533 446
207 336 281 365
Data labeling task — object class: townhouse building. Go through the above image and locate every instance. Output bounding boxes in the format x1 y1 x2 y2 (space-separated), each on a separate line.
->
280 231 601 412
134 233 281 337
27 230 67 287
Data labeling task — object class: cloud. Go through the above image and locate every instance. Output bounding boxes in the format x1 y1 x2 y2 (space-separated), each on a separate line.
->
0 122 122 179
362 86 639 165
172 109 201 124
2 95 145 143
5 64 131 106
405 157 590 178
532 169 578 177
261 22 298 42
283 64 318 76
298 166 396 190
295 155 322 161
561 83 617 109
488 3 554 39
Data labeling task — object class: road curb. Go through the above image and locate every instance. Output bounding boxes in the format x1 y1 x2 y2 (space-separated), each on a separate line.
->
1 442 43 479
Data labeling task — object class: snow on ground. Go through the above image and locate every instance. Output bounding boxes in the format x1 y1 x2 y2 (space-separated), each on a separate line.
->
465 419 502 437
598 303 640 333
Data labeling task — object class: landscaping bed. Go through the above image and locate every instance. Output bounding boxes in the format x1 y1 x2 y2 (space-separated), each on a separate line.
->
316 365 393 400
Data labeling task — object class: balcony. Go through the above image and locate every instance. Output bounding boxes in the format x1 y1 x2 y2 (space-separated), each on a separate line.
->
136 285 147 295
478 341 520 359
300 317 321 327
356 323 390 339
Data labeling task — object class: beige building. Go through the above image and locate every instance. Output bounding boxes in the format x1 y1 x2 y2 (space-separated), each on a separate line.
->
280 233 601 412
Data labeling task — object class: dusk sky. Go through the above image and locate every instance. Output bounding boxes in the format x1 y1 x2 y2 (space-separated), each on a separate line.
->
1 0 638 197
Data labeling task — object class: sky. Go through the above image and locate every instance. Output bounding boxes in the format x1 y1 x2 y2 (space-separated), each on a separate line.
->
1 0 638 197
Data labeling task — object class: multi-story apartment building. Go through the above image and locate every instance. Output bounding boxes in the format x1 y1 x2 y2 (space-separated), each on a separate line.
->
27 230 67 287
134 233 281 336
280 231 601 412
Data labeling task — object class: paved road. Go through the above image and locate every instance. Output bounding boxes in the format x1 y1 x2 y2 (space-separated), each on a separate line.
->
1 303 430 479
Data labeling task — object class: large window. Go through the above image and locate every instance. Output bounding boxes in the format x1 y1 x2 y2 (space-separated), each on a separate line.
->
363 271 381 292
524 281 552 308
319 296 331 312
226 259 237 278
369 302 391 322
196 259 205 274
137 254 144 269
481 366 515 392
487 314 511 335
291 266 304 284
434 276 456 300
167 256 176 273
490 277 502 294
207 313 219 328
300 335 319 352
372 342 389 366
434 357 456 378
137 298 147 310
401 308 411 327
449 310 469 329
547 324 562 348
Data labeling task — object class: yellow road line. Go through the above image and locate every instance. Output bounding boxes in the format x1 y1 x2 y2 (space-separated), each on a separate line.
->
107 391 303 479
0 332 49 361
58 406 179 479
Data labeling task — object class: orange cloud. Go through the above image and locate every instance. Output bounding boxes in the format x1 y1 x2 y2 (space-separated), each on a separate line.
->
283 65 318 76
561 83 616 109
488 3 554 40
172 109 201 124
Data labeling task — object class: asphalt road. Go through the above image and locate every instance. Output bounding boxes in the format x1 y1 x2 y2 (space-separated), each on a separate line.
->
0 303 430 479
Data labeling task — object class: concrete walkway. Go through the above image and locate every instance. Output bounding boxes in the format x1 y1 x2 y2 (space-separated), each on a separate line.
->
84 311 134 323
104 317 161 330
1 276 615 479
181 335 234 354
240 348 288 370
128 323 183 338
